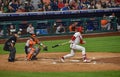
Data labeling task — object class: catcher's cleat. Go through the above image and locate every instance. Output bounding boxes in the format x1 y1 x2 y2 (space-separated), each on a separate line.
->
60 57 65 62
31 56 38 60
83 59 91 63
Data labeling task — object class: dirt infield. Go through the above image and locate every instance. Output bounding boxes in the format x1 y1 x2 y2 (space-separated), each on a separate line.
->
0 32 120 72
0 52 120 72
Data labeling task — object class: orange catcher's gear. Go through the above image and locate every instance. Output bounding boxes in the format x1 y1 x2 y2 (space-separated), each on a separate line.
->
27 48 35 60
26 39 36 60
29 40 36 48
25 34 47 60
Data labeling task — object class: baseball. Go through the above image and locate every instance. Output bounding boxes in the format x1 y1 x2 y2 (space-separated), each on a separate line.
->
92 57 95 60
83 41 86 44
93 61 96 64
52 62 57 64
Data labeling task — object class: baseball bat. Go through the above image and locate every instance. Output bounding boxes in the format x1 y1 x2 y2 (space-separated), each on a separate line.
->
52 41 69 48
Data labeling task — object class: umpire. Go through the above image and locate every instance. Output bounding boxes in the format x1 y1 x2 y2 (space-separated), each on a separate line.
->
3 32 19 62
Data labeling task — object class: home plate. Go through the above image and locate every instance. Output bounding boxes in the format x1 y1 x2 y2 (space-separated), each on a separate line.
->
70 60 80 62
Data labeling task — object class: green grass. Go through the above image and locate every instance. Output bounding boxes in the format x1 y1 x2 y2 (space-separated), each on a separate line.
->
0 70 120 77
0 36 120 54
83 36 120 52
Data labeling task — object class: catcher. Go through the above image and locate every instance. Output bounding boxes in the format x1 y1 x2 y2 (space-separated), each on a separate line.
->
25 34 47 60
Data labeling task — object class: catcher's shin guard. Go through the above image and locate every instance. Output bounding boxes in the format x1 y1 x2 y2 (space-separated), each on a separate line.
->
27 48 35 60
27 53 32 60
31 47 40 60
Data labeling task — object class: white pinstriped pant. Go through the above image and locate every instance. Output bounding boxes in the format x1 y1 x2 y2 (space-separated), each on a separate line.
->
63 43 86 59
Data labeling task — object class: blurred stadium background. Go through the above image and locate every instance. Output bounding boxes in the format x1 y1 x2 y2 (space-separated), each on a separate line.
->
0 0 120 39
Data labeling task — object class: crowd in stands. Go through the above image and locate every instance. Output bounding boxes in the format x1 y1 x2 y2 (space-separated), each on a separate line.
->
0 0 120 13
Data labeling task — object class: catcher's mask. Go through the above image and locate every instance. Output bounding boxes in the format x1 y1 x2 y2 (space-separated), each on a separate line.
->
31 34 36 37
30 34 36 41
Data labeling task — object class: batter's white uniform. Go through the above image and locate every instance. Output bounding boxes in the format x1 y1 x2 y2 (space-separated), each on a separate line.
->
62 32 86 60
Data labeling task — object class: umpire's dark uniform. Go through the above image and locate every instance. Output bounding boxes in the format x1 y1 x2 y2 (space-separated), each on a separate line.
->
3 33 18 62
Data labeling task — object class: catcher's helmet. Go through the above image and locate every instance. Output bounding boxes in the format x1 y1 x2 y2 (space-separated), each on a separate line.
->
31 34 36 37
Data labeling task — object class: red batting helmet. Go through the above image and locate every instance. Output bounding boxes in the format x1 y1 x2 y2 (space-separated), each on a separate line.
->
76 26 83 33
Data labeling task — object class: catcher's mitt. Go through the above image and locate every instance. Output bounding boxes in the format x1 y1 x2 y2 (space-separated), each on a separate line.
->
43 46 48 51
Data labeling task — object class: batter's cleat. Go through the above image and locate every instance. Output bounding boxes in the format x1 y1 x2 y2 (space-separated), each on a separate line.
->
83 59 91 63
60 57 65 62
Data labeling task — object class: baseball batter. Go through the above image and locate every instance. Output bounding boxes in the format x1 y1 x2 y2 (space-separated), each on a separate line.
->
60 26 90 63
